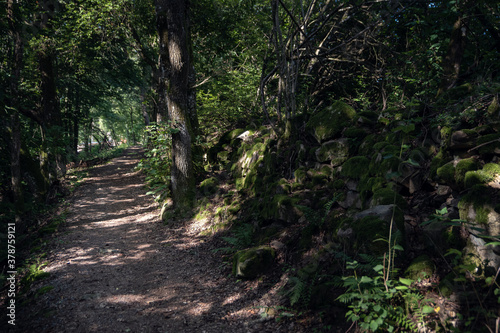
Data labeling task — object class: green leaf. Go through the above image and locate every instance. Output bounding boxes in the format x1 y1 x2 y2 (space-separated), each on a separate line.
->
359 276 373 283
421 305 435 314
399 277 413 286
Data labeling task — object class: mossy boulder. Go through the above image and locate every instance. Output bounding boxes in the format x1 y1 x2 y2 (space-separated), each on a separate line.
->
349 215 395 254
315 139 350 166
233 246 275 279
306 101 357 143
450 129 478 150
455 158 479 185
458 186 500 268
371 187 407 210
344 127 368 140
358 134 377 156
476 133 500 155
405 255 435 280
262 194 301 223
199 177 219 195
341 156 370 179
464 163 500 188
358 176 385 202
294 167 307 184
436 162 456 186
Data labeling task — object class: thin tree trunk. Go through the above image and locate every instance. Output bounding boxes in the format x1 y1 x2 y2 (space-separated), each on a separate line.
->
439 16 467 95
7 0 24 221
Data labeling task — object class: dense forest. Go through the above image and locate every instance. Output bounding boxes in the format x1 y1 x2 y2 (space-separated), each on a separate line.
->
2 0 500 332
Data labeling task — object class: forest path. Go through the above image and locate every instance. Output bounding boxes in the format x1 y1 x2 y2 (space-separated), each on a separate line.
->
14 147 290 333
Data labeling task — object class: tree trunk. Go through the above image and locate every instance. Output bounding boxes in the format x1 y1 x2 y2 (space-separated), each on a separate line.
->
439 16 467 95
7 0 24 221
38 0 65 184
155 0 196 213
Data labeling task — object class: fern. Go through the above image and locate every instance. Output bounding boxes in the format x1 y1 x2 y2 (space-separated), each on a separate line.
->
221 223 254 249
287 276 306 306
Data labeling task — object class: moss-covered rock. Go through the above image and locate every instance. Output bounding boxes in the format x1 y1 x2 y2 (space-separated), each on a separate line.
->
487 96 499 118
344 127 368 140
233 246 275 279
341 156 370 179
450 129 478 150
476 133 500 155
358 176 385 202
455 158 479 185
294 167 307 184
199 177 219 195
358 134 377 156
368 144 402 177
405 255 435 280
464 163 500 188
436 162 456 185
306 101 357 143
371 187 407 210
315 139 350 166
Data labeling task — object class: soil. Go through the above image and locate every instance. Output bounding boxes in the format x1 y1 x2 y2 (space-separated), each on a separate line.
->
7 147 320 333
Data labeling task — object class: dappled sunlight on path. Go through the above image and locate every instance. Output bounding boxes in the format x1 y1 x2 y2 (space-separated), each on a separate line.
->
14 147 284 333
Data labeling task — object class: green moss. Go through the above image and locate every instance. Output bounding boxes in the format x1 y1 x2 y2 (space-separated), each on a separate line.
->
369 154 401 177
315 139 350 165
436 162 456 185
487 96 499 117
306 101 357 143
477 133 500 155
358 134 377 156
463 163 500 188
199 177 219 195
344 127 368 139
430 150 452 178
455 158 479 185
294 167 307 184
233 246 275 279
371 187 407 210
405 255 435 280
341 156 370 179
458 185 495 225
464 171 488 188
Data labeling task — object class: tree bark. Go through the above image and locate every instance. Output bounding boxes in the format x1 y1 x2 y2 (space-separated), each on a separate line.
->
439 16 467 95
155 0 197 212
7 0 25 221
37 0 66 186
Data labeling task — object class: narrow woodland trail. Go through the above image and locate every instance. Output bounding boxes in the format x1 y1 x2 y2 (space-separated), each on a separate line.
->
14 147 300 333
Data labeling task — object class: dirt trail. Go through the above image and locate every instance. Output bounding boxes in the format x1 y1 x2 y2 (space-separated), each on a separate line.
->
12 147 296 333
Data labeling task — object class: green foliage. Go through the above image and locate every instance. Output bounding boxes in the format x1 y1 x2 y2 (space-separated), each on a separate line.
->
138 122 178 201
21 260 50 289
213 222 254 254
337 257 433 332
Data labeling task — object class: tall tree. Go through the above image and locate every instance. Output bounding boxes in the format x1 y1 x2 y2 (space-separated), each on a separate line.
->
6 0 24 222
155 0 197 212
